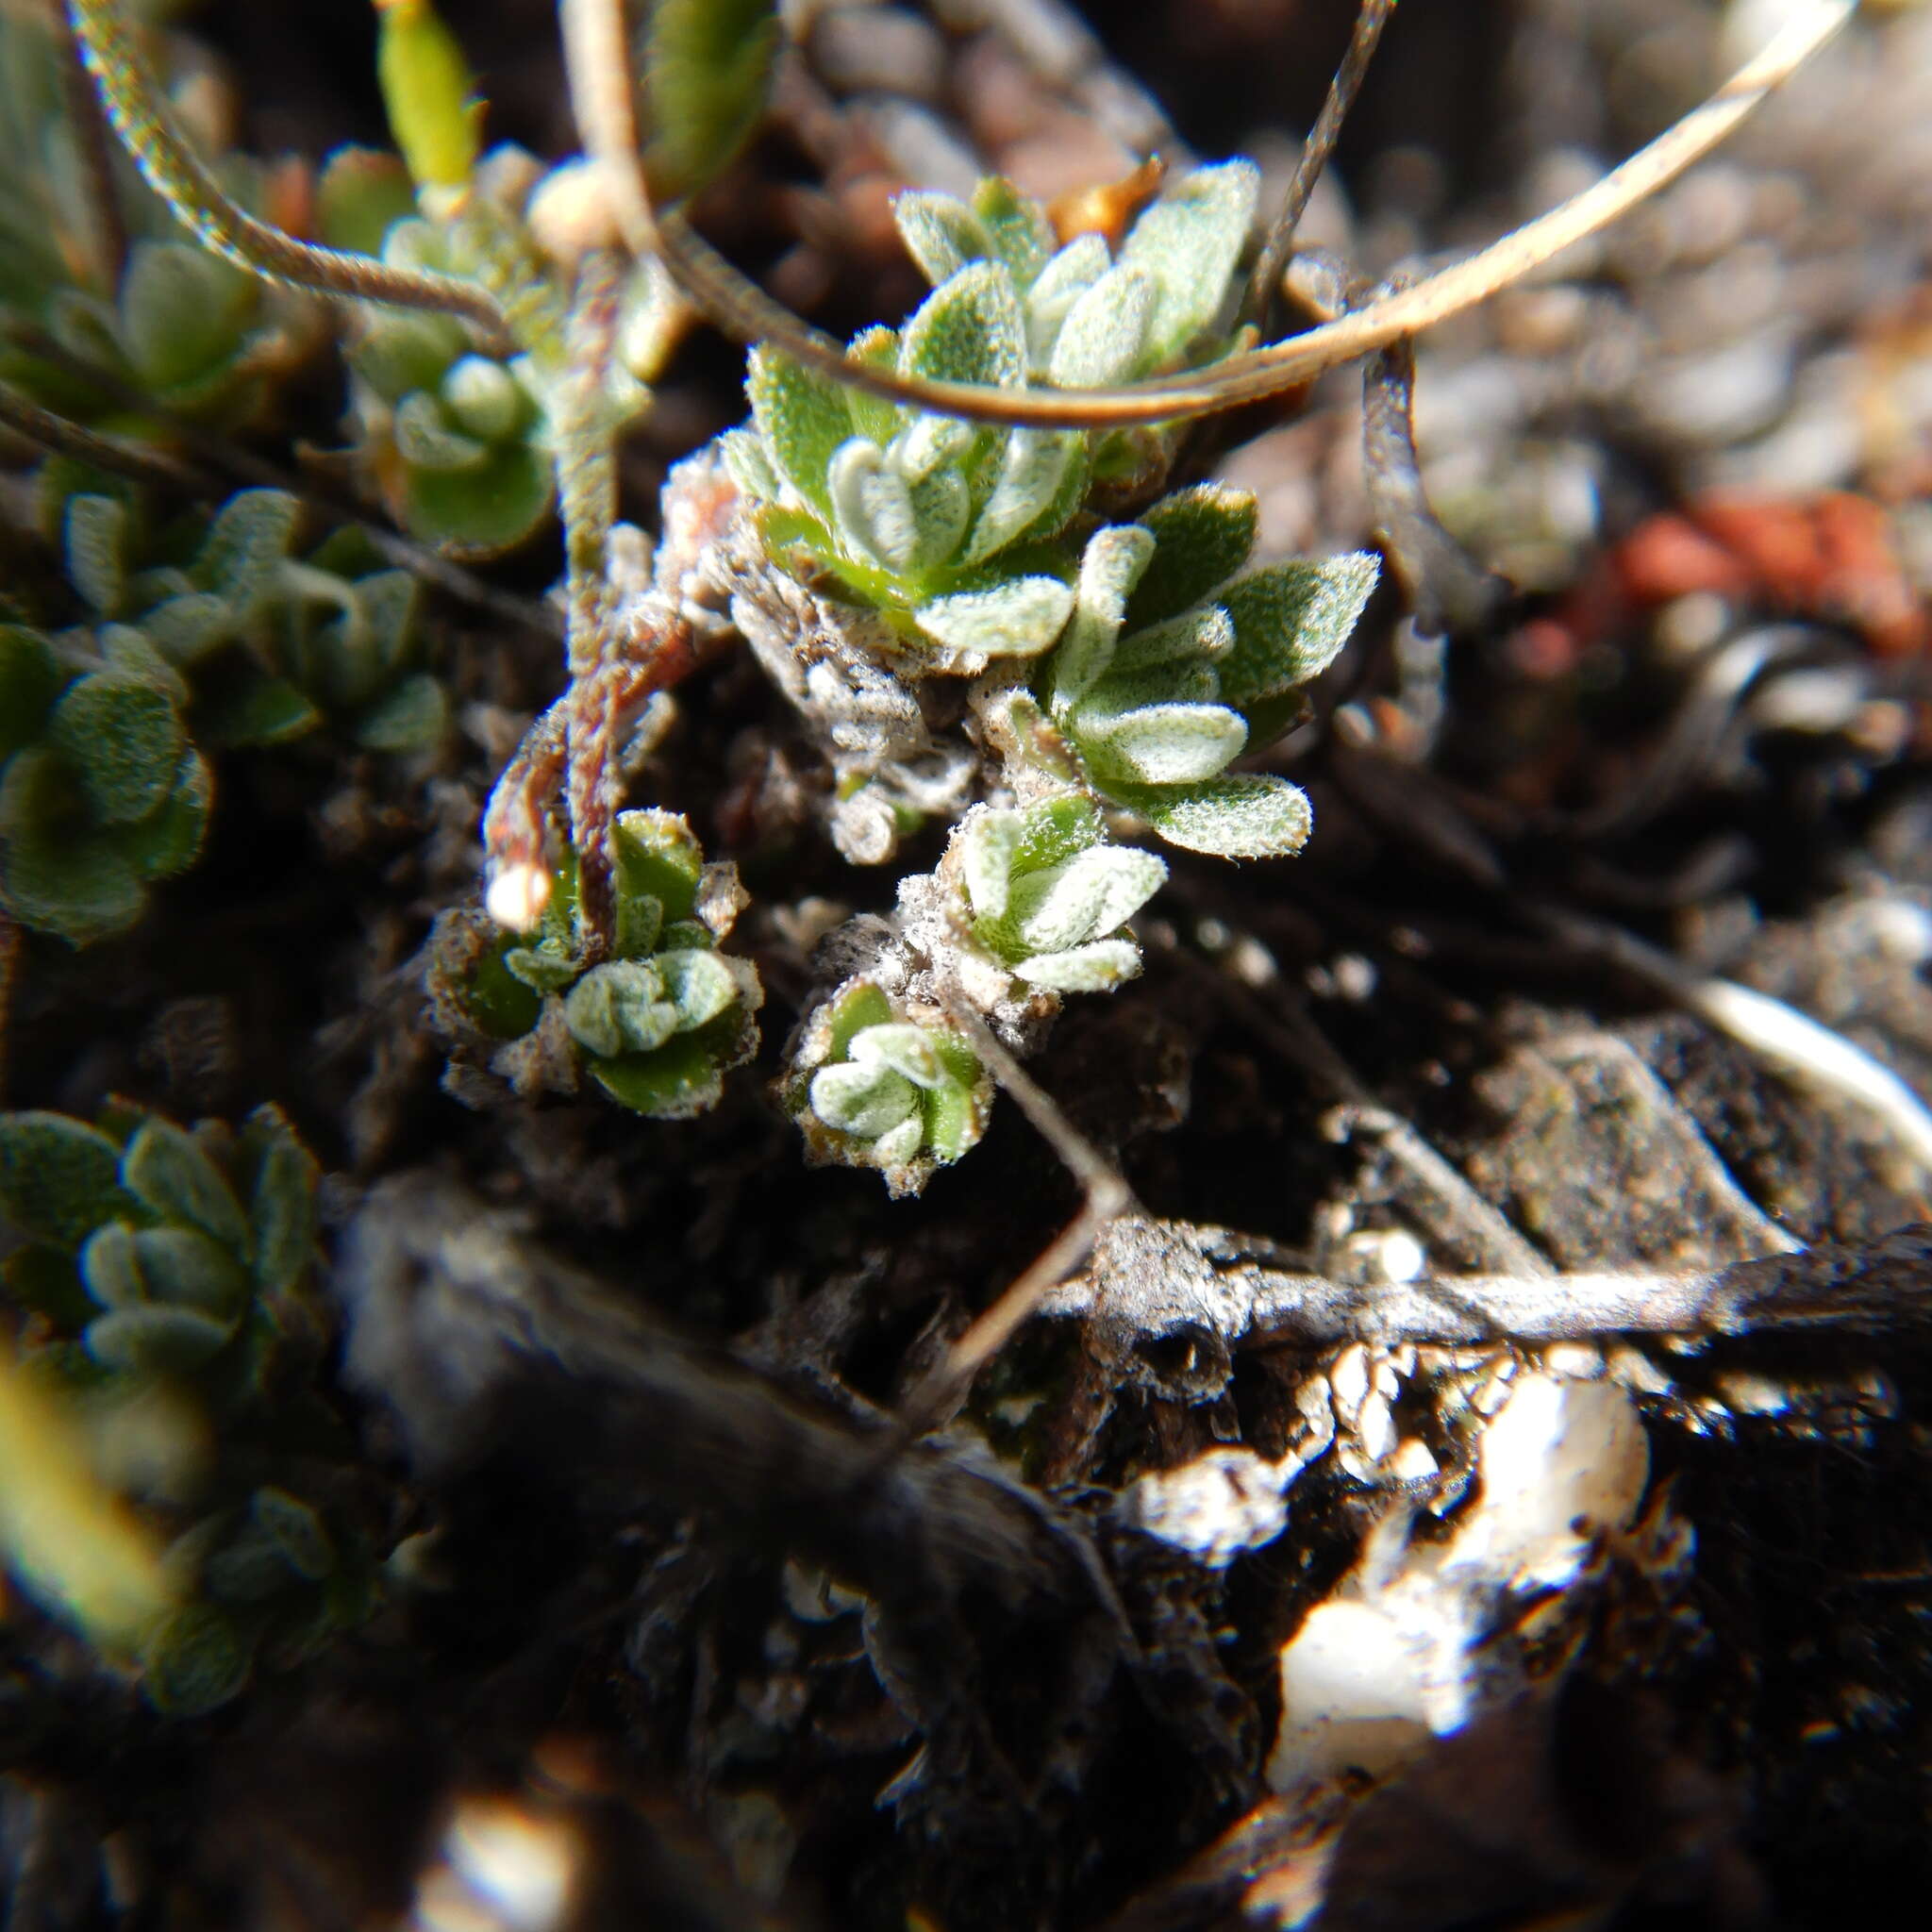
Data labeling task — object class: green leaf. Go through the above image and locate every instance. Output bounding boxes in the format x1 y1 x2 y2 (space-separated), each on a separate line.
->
1023 233 1108 366
1130 773 1314 858
64 494 129 617
0 625 61 758
1006 845 1165 954
462 936 544 1041
376 0 482 191
0 759 148 943
1118 159 1258 370
5 1244 94 1326
1108 604 1234 680
354 673 448 752
827 439 918 573
1217 551 1380 707
899 260 1027 390
198 674 324 749
842 328 902 444
893 192 994 286
116 749 211 884
253 1486 335 1582
243 1106 319 1298
402 446 555 552
811 1058 919 1139
1079 700 1247 787
121 1117 251 1257
48 675 184 827
139 592 234 667
349 314 466 406
393 393 489 472
971 178 1056 289
563 960 678 1058
654 948 740 1032
440 355 525 442
85 1303 233 1375
502 941 583 993
612 809 702 927
720 425 781 503
130 1225 249 1317
824 981 893 1061
1048 265 1155 387
918 1035 987 1164
960 808 1022 921
1013 938 1141 991
963 429 1079 566
117 242 255 394
1050 524 1157 709
747 348 851 523
314 146 416 256
1124 485 1258 628
589 1029 731 1118
916 575 1074 665
191 491 302 608
849 1024 949 1090
0 1113 131 1252
142 1604 252 1714
80 1223 147 1308
642 0 780 200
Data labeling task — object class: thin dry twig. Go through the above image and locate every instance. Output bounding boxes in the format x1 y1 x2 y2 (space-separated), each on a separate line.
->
1242 0 1396 332
574 0 1852 430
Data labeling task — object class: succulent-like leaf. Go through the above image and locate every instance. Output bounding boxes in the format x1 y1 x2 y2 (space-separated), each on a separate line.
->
1079 700 1247 787
850 1023 949 1090
129 1225 249 1317
893 192 994 286
563 960 679 1059
404 446 554 551
65 494 129 618
315 146 416 256
350 313 469 406
0 752 146 943
1005 844 1166 954
253 1486 334 1581
720 425 781 502
1124 484 1259 628
142 1603 252 1715
654 948 740 1031
85 1302 233 1375
1050 524 1157 709
970 177 1056 289
613 808 705 930
811 1059 919 1139
961 808 1023 921
963 429 1079 566
841 327 903 444
747 348 851 522
828 439 919 573
375 0 483 190
81 1224 146 1309
1048 264 1155 388
118 242 255 394
440 354 525 442
642 0 780 199
1130 772 1314 858
1013 938 1142 991
0 626 61 759
1108 604 1235 679
916 575 1074 663
245 1108 318 1297
1217 552 1381 707
354 673 447 752
0 1113 132 1252
48 675 184 827
590 1028 738 1118
1023 233 1108 367
192 491 302 608
1118 159 1258 369
121 1117 251 1257
393 392 489 472
117 749 211 884
899 260 1027 390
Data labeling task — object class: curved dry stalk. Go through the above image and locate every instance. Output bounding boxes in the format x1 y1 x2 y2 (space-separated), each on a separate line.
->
65 0 511 343
1241 0 1396 333
570 0 1851 430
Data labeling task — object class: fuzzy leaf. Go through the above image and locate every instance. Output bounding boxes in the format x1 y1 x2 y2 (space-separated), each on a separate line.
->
1131 772 1313 858
971 178 1056 288
0 760 147 943
81 1223 146 1309
199 675 324 750
894 192 994 286
246 1108 317 1297
563 960 678 1059
905 462 972 569
1124 484 1258 628
0 1113 131 1252
1011 795 1109 874
117 750 210 884
1079 701 1247 786
642 0 780 199
1051 524 1157 709
192 491 301 608
349 314 466 406
1108 604 1235 679
1217 551 1380 707
899 260 1027 390
64 494 128 618
121 1118 250 1257
1022 234 1108 367
1013 939 1142 991
654 948 739 1032
825 439 924 571
613 810 704 931
393 393 489 473
811 1059 919 1140
48 675 183 827
354 674 447 752
1005 845 1166 955
747 348 851 522
824 981 893 1061
85 1303 232 1375
0 626 62 758
1049 264 1156 387
964 430 1079 566
915 575 1073 664
850 1024 948 1091
315 146 416 256
720 425 781 503
960 808 1023 921
139 593 233 667
1118 159 1258 369
916 1035 987 1163
873 1114 924 1169
130 1225 249 1317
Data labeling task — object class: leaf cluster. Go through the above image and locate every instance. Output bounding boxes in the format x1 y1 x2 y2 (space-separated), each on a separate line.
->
0 1103 375 1713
